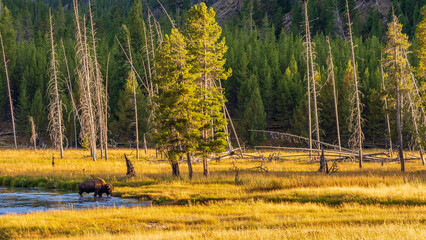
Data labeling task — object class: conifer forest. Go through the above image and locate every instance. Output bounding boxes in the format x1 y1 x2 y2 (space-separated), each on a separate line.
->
0 1 425 239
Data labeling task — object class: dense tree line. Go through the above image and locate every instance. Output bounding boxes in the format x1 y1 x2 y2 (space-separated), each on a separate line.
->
0 0 425 153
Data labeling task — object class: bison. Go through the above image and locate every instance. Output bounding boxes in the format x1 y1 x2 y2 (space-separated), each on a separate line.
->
78 178 113 197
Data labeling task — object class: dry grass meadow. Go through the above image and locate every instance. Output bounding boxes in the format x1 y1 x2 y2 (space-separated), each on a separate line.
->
0 148 424 239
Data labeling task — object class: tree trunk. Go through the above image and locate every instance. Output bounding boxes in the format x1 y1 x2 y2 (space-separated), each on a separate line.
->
327 38 342 156
203 158 209 177
124 154 136 177
49 9 63 159
304 2 313 160
380 56 393 160
126 32 139 160
105 53 110 160
396 80 405 171
318 149 326 173
144 133 147 154
0 32 17 149
172 162 180 177
61 39 80 149
187 152 193 180
346 0 363 168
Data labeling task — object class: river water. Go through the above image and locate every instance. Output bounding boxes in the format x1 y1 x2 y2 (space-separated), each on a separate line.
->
0 188 150 215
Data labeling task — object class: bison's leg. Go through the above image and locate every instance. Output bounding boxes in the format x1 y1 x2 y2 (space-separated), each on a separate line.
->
94 191 98 197
79 191 83 197
99 193 103 197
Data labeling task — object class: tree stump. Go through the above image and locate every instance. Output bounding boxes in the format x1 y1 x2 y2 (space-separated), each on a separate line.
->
124 154 135 177
318 149 326 173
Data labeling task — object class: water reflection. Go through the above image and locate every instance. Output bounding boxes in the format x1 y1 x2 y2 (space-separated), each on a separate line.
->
0 188 149 215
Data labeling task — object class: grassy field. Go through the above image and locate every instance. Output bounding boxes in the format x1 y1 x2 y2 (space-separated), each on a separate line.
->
0 148 425 239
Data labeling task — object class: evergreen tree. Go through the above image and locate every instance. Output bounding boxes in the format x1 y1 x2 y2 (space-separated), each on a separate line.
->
416 6 426 81
383 14 412 172
241 74 267 145
153 28 199 177
128 0 145 53
185 3 231 177
17 68 30 133
0 4 16 117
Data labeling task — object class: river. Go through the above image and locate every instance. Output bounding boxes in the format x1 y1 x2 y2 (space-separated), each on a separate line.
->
0 188 150 215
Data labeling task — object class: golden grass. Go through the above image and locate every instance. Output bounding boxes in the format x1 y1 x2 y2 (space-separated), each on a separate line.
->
1 201 424 240
0 149 424 205
0 148 425 239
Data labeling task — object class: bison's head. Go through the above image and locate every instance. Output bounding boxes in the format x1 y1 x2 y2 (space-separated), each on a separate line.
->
102 183 113 196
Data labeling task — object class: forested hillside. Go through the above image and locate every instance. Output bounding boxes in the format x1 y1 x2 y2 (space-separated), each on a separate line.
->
0 0 425 150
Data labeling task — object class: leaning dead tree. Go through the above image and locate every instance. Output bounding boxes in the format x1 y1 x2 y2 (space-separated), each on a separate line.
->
73 0 97 161
29 116 37 150
0 31 16 149
47 9 65 158
346 0 364 168
326 37 342 155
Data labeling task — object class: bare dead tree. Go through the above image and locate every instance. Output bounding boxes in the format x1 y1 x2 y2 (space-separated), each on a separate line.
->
73 0 97 161
61 39 79 149
326 37 341 155
304 1 313 160
0 31 16 149
126 31 140 160
47 8 64 159
305 1 321 153
89 1 106 159
406 93 425 165
346 0 364 168
380 54 393 160
105 53 110 160
29 116 37 150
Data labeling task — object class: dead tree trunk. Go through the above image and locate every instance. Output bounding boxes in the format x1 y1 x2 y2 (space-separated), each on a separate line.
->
144 133 147 154
104 53 110 160
126 33 139 161
346 0 363 168
304 2 313 159
396 76 404 171
73 0 97 161
48 9 64 159
124 154 135 177
327 38 342 155
307 7 321 152
380 55 393 160
0 32 16 149
407 93 425 165
172 156 180 177
89 1 105 159
61 39 79 149
203 158 209 177
29 116 37 150
318 149 326 172
187 152 193 180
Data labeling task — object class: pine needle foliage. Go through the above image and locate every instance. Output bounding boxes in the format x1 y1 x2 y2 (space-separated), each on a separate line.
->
153 28 200 176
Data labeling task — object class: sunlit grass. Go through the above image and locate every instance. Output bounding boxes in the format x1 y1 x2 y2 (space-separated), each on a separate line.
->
0 148 424 239
0 201 424 240
0 149 425 205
